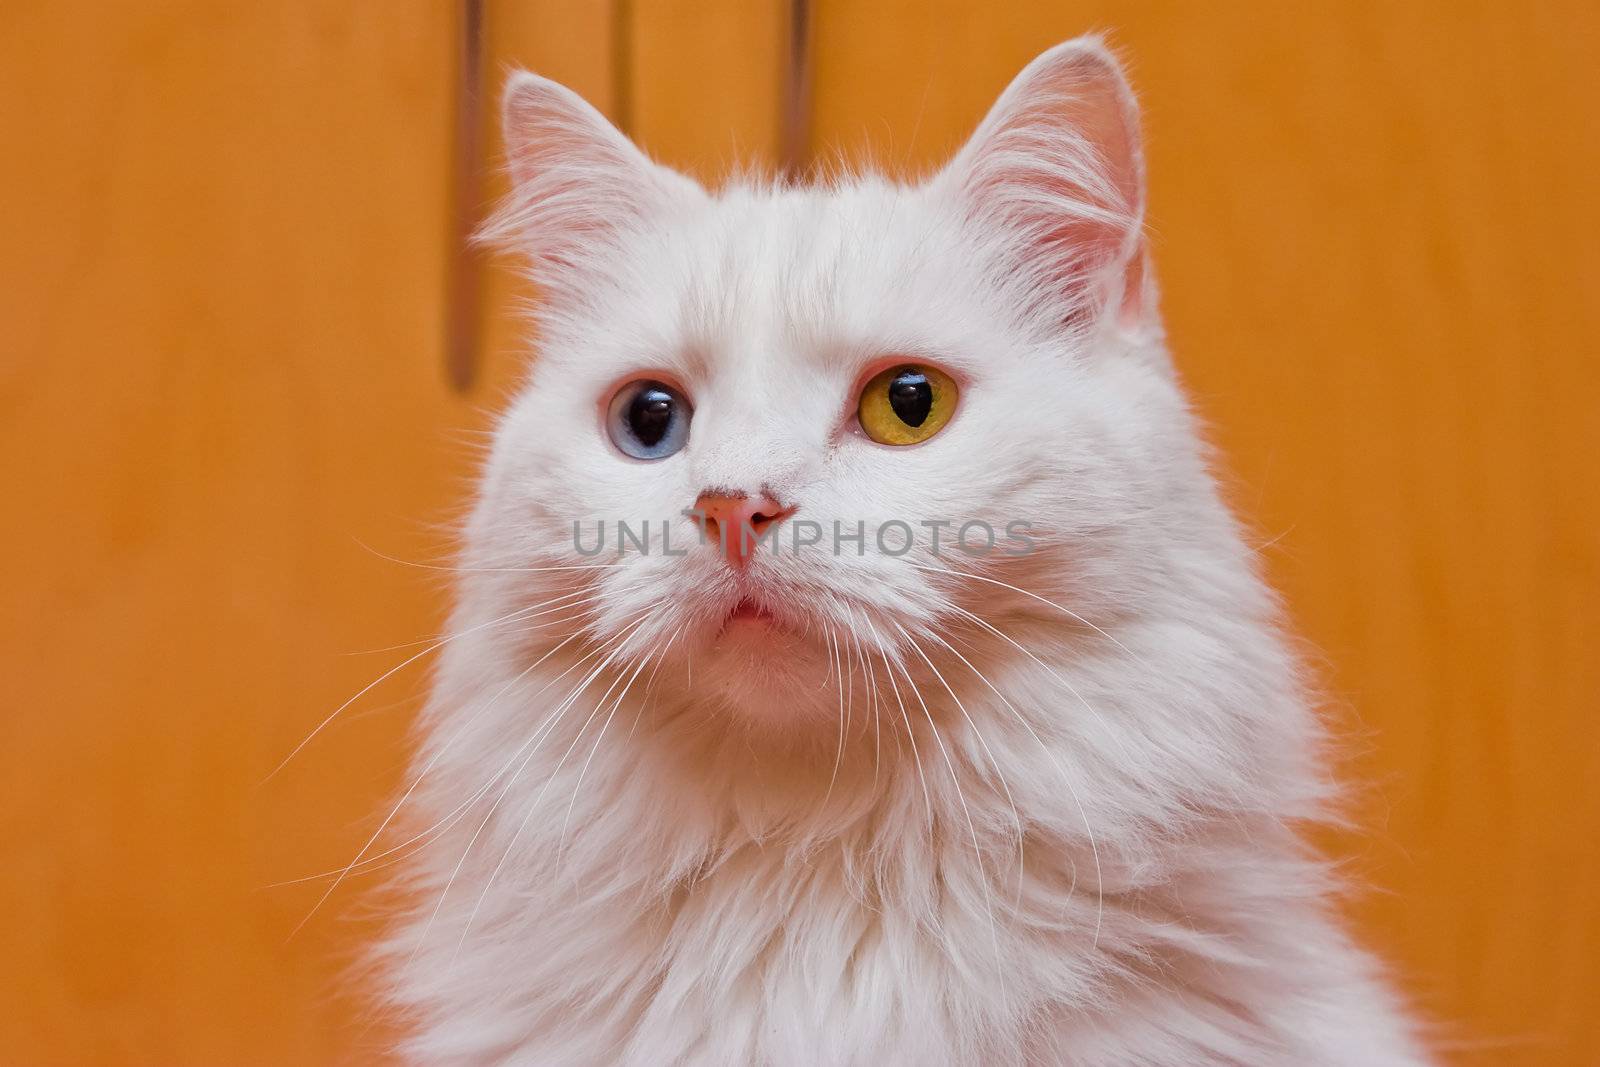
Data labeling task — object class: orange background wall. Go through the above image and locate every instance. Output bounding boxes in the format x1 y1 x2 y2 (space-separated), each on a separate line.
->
2 3 1595 1064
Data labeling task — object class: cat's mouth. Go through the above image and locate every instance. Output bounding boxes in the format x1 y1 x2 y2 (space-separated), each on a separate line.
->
707 592 811 657
726 597 776 625
712 595 795 642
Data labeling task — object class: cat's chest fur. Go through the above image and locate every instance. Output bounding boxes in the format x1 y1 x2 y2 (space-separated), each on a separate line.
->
392 654 1411 1066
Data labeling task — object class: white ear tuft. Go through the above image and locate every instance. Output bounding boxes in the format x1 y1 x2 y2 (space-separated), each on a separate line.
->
482 72 701 292
937 38 1149 330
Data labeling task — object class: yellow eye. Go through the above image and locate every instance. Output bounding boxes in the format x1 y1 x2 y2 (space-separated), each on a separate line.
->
857 363 958 446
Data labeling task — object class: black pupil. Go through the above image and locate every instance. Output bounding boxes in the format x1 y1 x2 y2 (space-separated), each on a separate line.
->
887 368 934 427
628 385 675 447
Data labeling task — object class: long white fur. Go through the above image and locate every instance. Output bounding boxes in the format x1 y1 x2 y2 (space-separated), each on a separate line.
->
381 38 1430 1066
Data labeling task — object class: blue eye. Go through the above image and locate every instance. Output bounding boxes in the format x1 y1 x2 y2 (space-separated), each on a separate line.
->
606 379 692 460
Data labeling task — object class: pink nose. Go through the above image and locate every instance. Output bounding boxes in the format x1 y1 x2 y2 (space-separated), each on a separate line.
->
690 491 795 567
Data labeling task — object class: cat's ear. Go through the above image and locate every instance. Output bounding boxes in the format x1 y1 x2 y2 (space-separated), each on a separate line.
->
482 72 702 289
936 38 1150 331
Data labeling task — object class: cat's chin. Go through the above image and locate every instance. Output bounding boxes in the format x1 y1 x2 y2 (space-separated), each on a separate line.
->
697 615 836 726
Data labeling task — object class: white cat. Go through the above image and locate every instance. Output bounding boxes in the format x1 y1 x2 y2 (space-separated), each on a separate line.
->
381 37 1429 1066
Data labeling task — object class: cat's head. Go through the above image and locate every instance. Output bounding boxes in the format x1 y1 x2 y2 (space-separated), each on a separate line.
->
464 39 1205 749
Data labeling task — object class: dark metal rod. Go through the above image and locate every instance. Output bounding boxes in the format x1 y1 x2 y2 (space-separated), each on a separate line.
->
613 0 635 137
781 0 813 181
445 0 485 393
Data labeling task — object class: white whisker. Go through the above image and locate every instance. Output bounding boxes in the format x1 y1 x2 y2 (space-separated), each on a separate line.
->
447 610 663 959
905 559 1151 671
925 625 1106 947
354 538 630 576
839 601 883 792
410 610 657 962
882 631 1010 1016
895 622 1026 919
556 642 658 863
940 600 1138 774
857 613 933 830
277 625 597 906
822 616 848 808
265 596 569 784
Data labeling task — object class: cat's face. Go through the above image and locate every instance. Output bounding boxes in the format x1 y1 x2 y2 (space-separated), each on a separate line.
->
469 42 1178 735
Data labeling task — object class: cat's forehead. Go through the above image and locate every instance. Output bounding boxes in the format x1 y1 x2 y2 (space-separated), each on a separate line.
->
700 182 953 306
606 179 996 380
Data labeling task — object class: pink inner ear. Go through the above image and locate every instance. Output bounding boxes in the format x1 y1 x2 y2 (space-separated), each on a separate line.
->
947 43 1148 328
977 148 1136 323
1117 246 1149 329
486 72 701 293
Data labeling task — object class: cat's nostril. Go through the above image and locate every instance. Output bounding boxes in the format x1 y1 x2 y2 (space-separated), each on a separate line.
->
690 491 795 566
